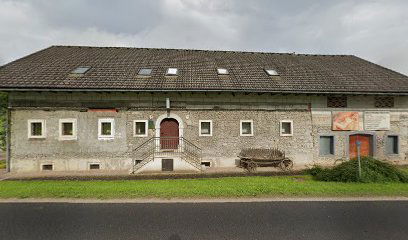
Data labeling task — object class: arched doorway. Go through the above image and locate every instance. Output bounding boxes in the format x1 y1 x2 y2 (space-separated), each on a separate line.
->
349 134 373 159
160 118 179 149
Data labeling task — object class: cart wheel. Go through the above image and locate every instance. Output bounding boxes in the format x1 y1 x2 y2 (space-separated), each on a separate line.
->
279 159 293 171
247 161 258 173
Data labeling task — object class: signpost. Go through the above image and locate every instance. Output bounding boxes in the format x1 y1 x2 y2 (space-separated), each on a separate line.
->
356 140 362 180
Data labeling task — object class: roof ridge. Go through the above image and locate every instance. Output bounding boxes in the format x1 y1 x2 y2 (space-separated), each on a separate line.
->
51 45 351 57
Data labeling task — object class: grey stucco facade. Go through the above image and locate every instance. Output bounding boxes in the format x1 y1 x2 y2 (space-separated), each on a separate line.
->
7 91 408 172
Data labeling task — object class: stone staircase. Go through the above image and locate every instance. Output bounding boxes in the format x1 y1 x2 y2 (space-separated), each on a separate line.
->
130 137 202 174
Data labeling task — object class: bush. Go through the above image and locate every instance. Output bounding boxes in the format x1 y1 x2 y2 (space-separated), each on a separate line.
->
0 160 5 169
308 157 408 183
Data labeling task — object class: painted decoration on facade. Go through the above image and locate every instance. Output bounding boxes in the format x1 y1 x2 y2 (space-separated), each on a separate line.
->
364 111 390 131
332 112 359 131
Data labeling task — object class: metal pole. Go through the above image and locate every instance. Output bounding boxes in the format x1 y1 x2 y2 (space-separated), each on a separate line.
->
356 140 361 180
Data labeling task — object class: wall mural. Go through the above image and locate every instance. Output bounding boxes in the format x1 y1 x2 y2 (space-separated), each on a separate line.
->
332 112 359 131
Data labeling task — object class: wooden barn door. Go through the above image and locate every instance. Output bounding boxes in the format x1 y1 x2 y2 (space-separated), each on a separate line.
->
160 118 179 149
349 134 373 159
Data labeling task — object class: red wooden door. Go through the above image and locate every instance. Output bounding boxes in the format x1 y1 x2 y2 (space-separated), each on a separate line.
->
160 119 179 149
349 134 372 159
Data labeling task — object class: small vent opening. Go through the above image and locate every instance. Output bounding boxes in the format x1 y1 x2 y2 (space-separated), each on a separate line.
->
89 164 100 170
201 162 211 167
42 164 53 171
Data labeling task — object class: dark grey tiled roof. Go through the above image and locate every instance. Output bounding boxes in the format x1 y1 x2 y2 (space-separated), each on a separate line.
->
1 45 408 94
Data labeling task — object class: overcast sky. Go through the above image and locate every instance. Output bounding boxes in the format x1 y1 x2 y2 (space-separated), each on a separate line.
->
1 0 407 74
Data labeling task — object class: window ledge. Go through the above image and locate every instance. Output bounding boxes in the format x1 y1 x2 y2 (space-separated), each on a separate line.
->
58 137 78 141
240 134 254 137
28 136 46 139
98 136 114 140
134 134 148 137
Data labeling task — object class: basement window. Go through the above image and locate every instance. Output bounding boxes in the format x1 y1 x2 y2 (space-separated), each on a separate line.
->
59 118 77 140
42 164 53 171
71 66 91 74
28 119 46 138
199 120 213 136
319 136 335 155
265 69 279 76
387 135 399 155
98 118 115 140
217 68 229 75
89 163 101 170
134 120 148 137
280 120 293 137
138 68 152 76
201 162 211 167
166 68 178 75
240 120 253 136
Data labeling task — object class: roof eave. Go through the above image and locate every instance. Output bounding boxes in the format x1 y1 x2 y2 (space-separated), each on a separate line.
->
1 87 408 96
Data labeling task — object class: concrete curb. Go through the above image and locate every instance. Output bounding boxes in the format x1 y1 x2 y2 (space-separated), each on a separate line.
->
1 197 408 203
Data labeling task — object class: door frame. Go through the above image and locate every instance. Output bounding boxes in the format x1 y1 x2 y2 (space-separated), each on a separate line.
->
346 131 376 159
159 118 180 150
155 113 184 139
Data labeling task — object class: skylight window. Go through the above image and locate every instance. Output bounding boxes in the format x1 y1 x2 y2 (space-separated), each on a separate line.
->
138 68 152 76
166 68 178 75
265 69 279 76
71 66 91 74
217 68 229 75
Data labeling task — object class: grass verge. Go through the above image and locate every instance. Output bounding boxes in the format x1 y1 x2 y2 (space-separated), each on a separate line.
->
1 176 408 199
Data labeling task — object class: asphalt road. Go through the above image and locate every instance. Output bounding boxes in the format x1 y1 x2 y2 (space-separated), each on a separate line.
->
0 201 407 240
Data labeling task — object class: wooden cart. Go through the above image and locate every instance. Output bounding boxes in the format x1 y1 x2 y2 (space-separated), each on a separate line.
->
238 148 293 172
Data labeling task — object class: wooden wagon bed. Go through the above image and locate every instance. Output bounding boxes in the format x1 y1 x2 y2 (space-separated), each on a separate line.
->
238 148 293 172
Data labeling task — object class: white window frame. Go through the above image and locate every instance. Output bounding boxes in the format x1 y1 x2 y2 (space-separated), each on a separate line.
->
59 118 77 140
27 119 46 139
240 120 254 136
199 120 213 137
98 118 115 140
280 120 293 137
133 120 148 137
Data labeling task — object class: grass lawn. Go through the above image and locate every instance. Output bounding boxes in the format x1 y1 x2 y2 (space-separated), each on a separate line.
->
1 175 408 199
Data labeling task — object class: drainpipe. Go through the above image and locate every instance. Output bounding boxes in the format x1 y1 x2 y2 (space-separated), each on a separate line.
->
5 107 11 172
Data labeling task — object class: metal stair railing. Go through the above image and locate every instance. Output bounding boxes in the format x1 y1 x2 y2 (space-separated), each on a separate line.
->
131 137 202 173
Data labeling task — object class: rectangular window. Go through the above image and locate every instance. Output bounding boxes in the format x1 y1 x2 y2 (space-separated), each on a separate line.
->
98 118 115 140
387 135 399 154
59 118 77 140
89 163 101 170
319 136 335 155
280 120 293 136
240 120 253 136
199 120 213 136
133 120 148 137
27 120 46 138
41 164 53 171
327 96 347 108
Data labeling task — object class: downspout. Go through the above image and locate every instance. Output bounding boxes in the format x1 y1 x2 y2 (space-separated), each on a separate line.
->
5 107 11 172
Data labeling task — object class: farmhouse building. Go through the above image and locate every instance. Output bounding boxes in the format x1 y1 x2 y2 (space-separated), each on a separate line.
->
1 46 408 173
